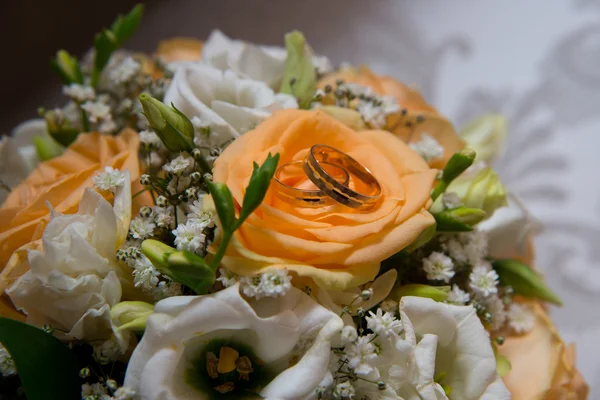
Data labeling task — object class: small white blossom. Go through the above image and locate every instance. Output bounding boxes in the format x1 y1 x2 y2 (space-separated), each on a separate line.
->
442 192 463 209
485 295 507 331
153 206 174 228
81 382 109 399
379 299 398 315
344 334 378 376
447 285 470 305
0 344 16 376
340 325 358 345
93 337 122 365
98 117 117 133
216 268 238 288
81 101 111 123
422 251 455 283
114 387 136 400
187 198 215 228
409 133 444 162
333 381 355 399
167 176 192 195
469 263 499 298
63 83 95 102
163 154 192 175
109 56 141 84
442 231 488 266
129 216 156 240
172 221 206 253
366 308 402 338
139 130 162 147
93 166 126 192
132 256 181 300
240 269 292 300
508 303 536 334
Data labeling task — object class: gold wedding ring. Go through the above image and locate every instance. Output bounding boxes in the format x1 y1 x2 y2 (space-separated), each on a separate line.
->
303 144 382 210
273 160 350 207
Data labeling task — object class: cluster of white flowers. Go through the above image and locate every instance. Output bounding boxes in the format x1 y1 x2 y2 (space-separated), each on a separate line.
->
162 154 193 175
81 382 135 400
216 267 238 288
340 83 400 128
469 263 500 298
366 308 403 338
129 216 156 240
63 83 96 102
93 166 127 192
131 255 182 300
422 251 455 282
409 132 444 162
507 303 536 334
240 269 292 300
139 130 163 148
172 220 207 253
93 337 122 365
0 344 16 377
108 56 141 85
442 230 488 267
447 284 470 305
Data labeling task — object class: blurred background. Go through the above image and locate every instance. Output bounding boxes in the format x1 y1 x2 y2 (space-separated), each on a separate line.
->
2 0 600 393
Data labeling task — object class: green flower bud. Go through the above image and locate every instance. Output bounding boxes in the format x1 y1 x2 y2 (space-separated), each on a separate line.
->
318 106 366 130
138 93 194 152
390 284 449 302
111 301 154 332
433 206 487 232
141 239 176 271
44 110 80 147
33 135 64 161
460 114 508 163
448 166 507 216
50 50 84 85
442 148 476 182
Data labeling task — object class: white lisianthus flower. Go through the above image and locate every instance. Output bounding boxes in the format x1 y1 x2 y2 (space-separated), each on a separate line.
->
6 175 133 344
201 30 333 89
124 283 343 400
396 296 511 400
164 63 297 147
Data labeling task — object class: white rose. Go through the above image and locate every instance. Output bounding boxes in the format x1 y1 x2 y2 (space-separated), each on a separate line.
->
0 119 48 204
202 30 332 89
478 192 542 260
397 296 510 400
124 283 343 400
164 64 297 147
6 176 133 344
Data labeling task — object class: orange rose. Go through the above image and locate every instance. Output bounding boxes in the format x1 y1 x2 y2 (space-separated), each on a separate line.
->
319 66 464 169
156 38 203 63
0 129 148 315
213 109 437 290
500 300 589 399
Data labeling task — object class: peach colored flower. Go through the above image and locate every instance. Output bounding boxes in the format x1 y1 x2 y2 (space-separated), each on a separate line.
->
500 300 589 400
319 66 464 169
156 38 203 63
212 109 437 290
0 129 148 317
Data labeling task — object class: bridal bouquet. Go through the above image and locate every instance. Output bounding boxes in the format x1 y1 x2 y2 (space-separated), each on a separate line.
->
0 5 589 400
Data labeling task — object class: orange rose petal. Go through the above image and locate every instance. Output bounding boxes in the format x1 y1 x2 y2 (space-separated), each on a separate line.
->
156 38 203 63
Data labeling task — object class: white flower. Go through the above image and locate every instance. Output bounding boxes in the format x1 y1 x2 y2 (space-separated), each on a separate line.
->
81 382 110 399
187 197 215 227
153 206 173 228
396 297 511 400
442 231 488 266
114 387 136 400
6 179 133 345
485 295 507 331
98 117 117 133
340 325 358 345
172 220 206 253
478 193 541 260
164 63 297 147
93 166 126 192
129 216 155 240
109 56 141 84
240 269 292 300
447 285 470 305
0 344 16 376
93 336 122 365
201 29 331 88
366 308 403 338
132 257 161 291
139 130 162 147
344 334 379 376
507 303 536 334
422 251 455 283
63 83 95 102
337 83 400 129
409 132 444 162
469 263 499 298
81 101 111 123
333 381 356 399
162 154 192 175
216 267 237 288
124 283 343 400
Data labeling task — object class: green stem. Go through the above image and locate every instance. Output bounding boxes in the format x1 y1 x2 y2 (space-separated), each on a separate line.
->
196 152 212 175
80 106 91 132
209 230 232 271
430 180 449 202
132 187 150 199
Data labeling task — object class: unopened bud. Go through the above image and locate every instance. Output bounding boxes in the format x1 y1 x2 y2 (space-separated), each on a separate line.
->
111 301 154 333
139 93 194 152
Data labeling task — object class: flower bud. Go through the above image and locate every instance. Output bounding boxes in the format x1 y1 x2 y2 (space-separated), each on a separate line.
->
138 93 194 152
391 284 449 302
51 50 84 85
44 109 80 147
141 239 176 271
448 164 508 216
110 301 154 332
318 106 366 130
460 114 508 163
433 206 487 232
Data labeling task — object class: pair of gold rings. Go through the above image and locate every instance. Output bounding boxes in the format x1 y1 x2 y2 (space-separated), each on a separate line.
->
273 144 382 210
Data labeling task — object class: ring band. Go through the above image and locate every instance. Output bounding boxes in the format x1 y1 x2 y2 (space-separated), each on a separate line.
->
303 144 382 210
273 160 350 207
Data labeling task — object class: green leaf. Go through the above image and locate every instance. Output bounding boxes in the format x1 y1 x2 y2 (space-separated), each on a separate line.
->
431 148 476 202
279 31 317 109
167 251 216 294
433 207 487 232
91 30 118 87
237 153 280 227
391 284 449 302
33 135 64 161
110 4 144 45
0 318 80 400
492 259 563 305
50 50 84 85
206 181 236 233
